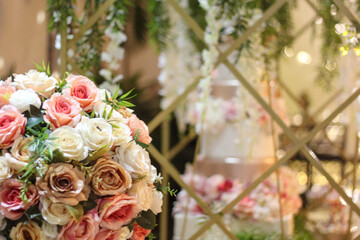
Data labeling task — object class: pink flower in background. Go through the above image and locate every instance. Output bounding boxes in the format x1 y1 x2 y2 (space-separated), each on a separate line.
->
98 194 140 230
128 114 152 144
224 101 237 121
43 93 82 129
63 74 100 112
58 210 99 240
218 179 234 193
0 105 26 148
130 223 151 240
0 179 38 220
0 80 16 107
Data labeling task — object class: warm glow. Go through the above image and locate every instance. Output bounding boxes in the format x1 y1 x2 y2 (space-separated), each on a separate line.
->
296 51 312 64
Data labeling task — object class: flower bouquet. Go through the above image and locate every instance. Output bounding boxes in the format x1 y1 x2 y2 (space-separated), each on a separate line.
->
0 65 163 240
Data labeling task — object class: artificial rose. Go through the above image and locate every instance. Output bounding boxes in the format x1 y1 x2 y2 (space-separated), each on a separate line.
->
0 179 38 220
0 235 5 240
43 93 82 129
63 74 100 112
13 70 57 98
95 227 132 240
130 223 151 240
0 156 12 184
4 136 33 171
0 105 26 148
90 156 131 196
36 163 90 206
98 194 139 230
151 189 163 214
0 80 16 107
41 222 59 240
9 89 41 113
58 210 99 240
9 220 46 240
128 181 153 211
115 141 151 179
127 114 152 144
0 212 6 231
40 197 72 225
94 102 132 147
48 126 88 161
76 116 114 151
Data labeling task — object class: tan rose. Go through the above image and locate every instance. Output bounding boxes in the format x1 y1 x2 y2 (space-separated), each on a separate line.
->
40 197 72 225
9 220 46 240
0 156 12 184
4 136 34 171
90 156 131 196
36 163 90 206
128 181 153 211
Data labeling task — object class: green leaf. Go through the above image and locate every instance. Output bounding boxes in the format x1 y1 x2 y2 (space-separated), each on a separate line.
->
90 110 96 118
107 107 114 120
112 86 120 99
80 199 98 212
29 105 42 117
83 144 110 165
26 116 44 128
51 149 66 163
134 129 140 141
135 140 149 149
102 106 107 119
119 88 135 99
135 210 157 230
66 204 84 222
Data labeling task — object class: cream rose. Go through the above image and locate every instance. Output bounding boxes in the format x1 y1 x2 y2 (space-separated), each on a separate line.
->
128 181 153 211
115 141 151 179
10 221 46 240
9 89 41 113
0 156 12 184
42 222 59 240
90 156 131 196
36 163 90 206
4 136 33 171
94 102 132 147
151 189 163 214
76 116 114 151
48 126 88 161
40 198 72 225
13 70 57 98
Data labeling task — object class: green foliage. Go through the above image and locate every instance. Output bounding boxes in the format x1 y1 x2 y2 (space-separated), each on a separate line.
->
147 233 157 240
47 0 77 33
135 210 157 230
154 180 177 197
34 61 51 76
66 204 84 222
103 88 137 109
147 0 171 51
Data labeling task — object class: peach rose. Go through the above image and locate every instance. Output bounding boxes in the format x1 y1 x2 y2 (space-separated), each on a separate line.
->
63 74 100 112
36 163 90 206
90 156 131 196
95 227 131 240
43 93 82 129
0 179 39 220
0 80 16 107
0 105 26 148
58 210 99 240
98 194 140 230
130 223 151 240
9 220 46 240
127 114 152 145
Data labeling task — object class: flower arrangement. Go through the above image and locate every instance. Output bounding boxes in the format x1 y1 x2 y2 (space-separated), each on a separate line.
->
173 165 302 222
0 65 163 240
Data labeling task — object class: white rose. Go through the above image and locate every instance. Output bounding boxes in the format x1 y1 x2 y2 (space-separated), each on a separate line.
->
0 156 12 184
40 198 72 225
76 116 114 151
13 70 57 98
94 102 132 147
128 181 153 211
9 89 41 113
115 141 151 179
48 126 88 161
119 227 132 240
4 136 34 171
151 189 163 214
